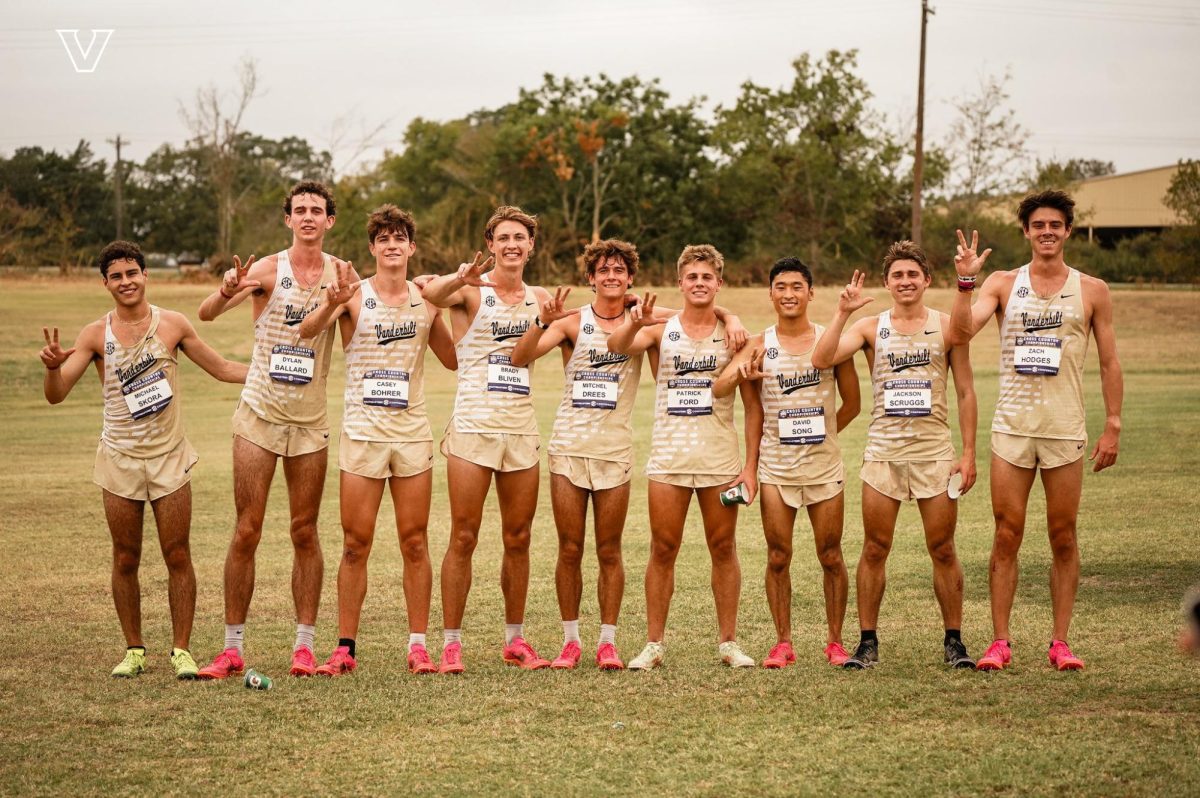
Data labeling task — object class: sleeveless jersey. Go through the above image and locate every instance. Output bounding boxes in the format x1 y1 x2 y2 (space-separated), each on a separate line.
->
863 309 954 462
758 325 844 485
548 305 643 463
240 250 337 428
341 278 433 443
101 306 184 458
993 265 1088 440
646 315 740 477
451 284 539 435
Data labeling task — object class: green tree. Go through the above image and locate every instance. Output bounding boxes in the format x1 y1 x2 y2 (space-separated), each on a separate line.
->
1030 157 1115 190
1164 159 1200 226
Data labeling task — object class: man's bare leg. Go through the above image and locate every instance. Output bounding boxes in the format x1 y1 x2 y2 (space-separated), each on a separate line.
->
390 469 434 635
1041 458 1084 642
807 492 848 645
916 492 964 629
550 474 589 625
224 437 278 624
760 484 798 643
645 481 692 642
592 483 630 627
149 485 196 650
857 483 902 631
494 464 540 624
335 471 387 640
696 486 742 643
281 448 327 626
988 454 1038 641
103 490 146 648
440 455 493 630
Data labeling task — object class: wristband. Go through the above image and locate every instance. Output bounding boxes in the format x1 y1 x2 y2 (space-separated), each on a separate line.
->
219 286 235 299
534 317 550 330
956 274 977 292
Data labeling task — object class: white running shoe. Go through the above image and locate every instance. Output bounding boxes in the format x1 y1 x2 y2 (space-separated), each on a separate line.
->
627 641 665 671
719 641 755 668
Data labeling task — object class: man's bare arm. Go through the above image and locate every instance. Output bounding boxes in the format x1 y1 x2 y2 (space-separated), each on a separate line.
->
41 324 99 404
1088 279 1123 472
175 314 248 384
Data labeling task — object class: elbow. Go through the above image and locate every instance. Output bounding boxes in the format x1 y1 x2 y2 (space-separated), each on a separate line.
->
198 308 214 322
811 355 831 370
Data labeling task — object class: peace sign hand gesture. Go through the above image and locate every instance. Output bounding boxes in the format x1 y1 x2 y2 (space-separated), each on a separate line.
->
628 292 668 328
40 326 76 370
955 229 993 278
221 254 261 297
738 347 768 382
456 252 494 287
838 270 874 315
539 286 580 326
325 259 361 307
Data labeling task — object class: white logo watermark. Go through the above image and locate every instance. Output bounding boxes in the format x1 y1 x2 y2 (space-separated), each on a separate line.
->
56 29 114 73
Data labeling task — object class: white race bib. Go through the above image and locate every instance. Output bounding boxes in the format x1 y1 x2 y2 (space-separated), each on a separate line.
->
363 369 410 409
883 379 932 417
1014 335 1062 376
122 369 173 420
572 370 618 410
778 407 826 445
487 354 530 395
667 378 713 416
269 344 315 384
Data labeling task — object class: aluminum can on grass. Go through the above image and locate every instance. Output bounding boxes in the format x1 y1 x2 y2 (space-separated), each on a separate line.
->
244 669 272 690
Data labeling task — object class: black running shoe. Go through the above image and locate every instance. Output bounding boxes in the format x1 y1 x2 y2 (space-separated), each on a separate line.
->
944 638 976 669
842 638 879 669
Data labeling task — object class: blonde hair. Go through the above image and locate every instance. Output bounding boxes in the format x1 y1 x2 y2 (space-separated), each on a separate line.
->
882 240 930 279
676 244 724 277
484 205 538 241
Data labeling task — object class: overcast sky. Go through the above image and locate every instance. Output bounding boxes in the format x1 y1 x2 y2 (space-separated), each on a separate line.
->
4 0 1199 177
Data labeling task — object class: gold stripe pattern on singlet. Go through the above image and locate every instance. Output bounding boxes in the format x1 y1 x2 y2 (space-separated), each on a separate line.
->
101 306 184 458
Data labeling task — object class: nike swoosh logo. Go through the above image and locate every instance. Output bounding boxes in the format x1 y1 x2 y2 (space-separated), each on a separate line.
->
712 338 725 343
410 302 422 307
1061 294 1074 299
924 330 937 335
525 301 537 306
1076 443 1085 450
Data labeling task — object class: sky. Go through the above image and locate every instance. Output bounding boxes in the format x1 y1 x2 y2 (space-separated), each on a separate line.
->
3 0 1199 177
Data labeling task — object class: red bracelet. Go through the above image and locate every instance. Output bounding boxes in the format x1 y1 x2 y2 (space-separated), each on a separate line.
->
219 286 235 299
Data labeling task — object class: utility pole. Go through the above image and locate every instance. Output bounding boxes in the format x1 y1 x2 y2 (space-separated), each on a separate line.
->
108 134 127 239
911 0 933 248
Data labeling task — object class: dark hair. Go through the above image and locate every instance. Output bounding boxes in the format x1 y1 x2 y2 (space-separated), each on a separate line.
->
882 240 930 279
97 240 146 277
367 204 416 244
768 257 813 288
283 180 336 217
582 239 639 277
1018 189 1074 229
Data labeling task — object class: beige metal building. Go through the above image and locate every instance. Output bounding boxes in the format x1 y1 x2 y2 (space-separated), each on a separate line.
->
1073 164 1184 244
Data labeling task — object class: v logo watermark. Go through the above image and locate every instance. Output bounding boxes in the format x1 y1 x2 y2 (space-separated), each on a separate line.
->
56 29 114 73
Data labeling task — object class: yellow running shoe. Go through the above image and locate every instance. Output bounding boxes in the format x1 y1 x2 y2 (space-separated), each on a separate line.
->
171 648 200 680
111 647 147 678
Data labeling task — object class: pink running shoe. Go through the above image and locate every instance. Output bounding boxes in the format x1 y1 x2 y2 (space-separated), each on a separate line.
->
763 641 797 669
290 645 317 677
315 645 357 677
439 642 464 675
595 643 624 671
824 641 851 667
197 648 244 680
552 640 582 670
1048 640 1085 671
502 637 551 670
407 644 437 675
976 639 1013 671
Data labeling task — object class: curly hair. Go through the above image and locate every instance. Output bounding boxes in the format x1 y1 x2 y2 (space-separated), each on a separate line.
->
97 240 145 277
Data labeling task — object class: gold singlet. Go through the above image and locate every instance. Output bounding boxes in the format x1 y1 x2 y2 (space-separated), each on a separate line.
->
100 306 184 458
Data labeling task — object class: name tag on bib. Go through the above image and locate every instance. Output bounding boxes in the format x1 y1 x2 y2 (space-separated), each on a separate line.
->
667 378 713 416
487 354 530 395
122 369 173 420
1014 335 1062 375
572 370 618 410
363 369 410 408
270 344 315 384
778 407 826 445
883 379 932 417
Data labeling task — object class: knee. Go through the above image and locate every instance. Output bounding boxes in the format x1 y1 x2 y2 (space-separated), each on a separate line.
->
501 525 531 554
649 536 680 564
447 528 479 559
707 533 737 564
861 537 891 566
558 536 584 568
112 546 140 576
230 523 262 557
815 543 844 574
398 529 428 563
160 540 192 574
927 537 958 567
991 523 1024 559
766 546 792 574
341 529 374 566
595 540 623 571
1047 523 1078 560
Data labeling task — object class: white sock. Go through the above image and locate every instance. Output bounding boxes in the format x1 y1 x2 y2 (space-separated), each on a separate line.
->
224 624 245 654
505 623 524 645
599 624 617 646
443 629 462 648
294 624 315 652
409 633 426 649
562 619 581 644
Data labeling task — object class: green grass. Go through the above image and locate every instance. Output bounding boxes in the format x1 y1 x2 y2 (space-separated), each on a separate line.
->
1 277 1198 796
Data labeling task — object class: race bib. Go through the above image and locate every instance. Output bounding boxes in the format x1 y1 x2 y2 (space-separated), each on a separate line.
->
778 407 826 445
667 378 713 416
487 354 530 395
883 379 932 417
122 369 173 420
363 369 409 409
572 370 618 410
269 344 315 384
1014 335 1062 376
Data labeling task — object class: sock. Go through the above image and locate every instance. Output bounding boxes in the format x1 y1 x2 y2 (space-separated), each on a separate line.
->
409 633 426 650
443 629 462 648
338 637 356 658
128 645 146 653
294 624 315 652
599 624 617 646
505 623 523 645
944 629 962 646
562 619 580 644
225 624 245 654
861 629 878 645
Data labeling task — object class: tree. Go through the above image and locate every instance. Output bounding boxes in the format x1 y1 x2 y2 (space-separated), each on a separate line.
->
1030 157 1115 190
943 72 1029 209
1164 159 1200 226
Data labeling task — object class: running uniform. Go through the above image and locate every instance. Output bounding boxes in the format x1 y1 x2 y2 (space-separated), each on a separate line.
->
758 325 844 508
991 265 1089 468
93 306 198 500
548 305 642 491
441 283 540 471
861 309 954 501
233 250 337 456
646 316 740 488
339 278 434 479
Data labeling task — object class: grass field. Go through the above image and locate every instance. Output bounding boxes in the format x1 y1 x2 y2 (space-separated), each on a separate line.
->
1 276 1197 796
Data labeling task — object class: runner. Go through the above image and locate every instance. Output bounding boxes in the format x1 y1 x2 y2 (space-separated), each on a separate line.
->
40 240 247 679
947 189 1124 672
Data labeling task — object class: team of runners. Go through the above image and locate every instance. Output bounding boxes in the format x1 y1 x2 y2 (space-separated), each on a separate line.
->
41 182 1122 679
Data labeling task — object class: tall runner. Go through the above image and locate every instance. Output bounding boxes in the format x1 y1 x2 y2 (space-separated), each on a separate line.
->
421 206 554 673
947 189 1123 672
813 241 978 670
40 240 247 679
295 205 457 676
714 257 861 668
195 181 347 679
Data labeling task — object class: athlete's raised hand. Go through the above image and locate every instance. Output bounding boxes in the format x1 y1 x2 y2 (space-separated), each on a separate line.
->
629 292 668 327
954 229 993 278
220 254 261 296
838 270 874 315
325 259 361 307
40 326 76 370
738 347 767 382
539 286 580 326
456 252 494 287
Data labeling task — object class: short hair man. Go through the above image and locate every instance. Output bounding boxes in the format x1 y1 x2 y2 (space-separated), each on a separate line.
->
714 257 861 668
948 189 1124 671
813 241 978 669
40 240 247 679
